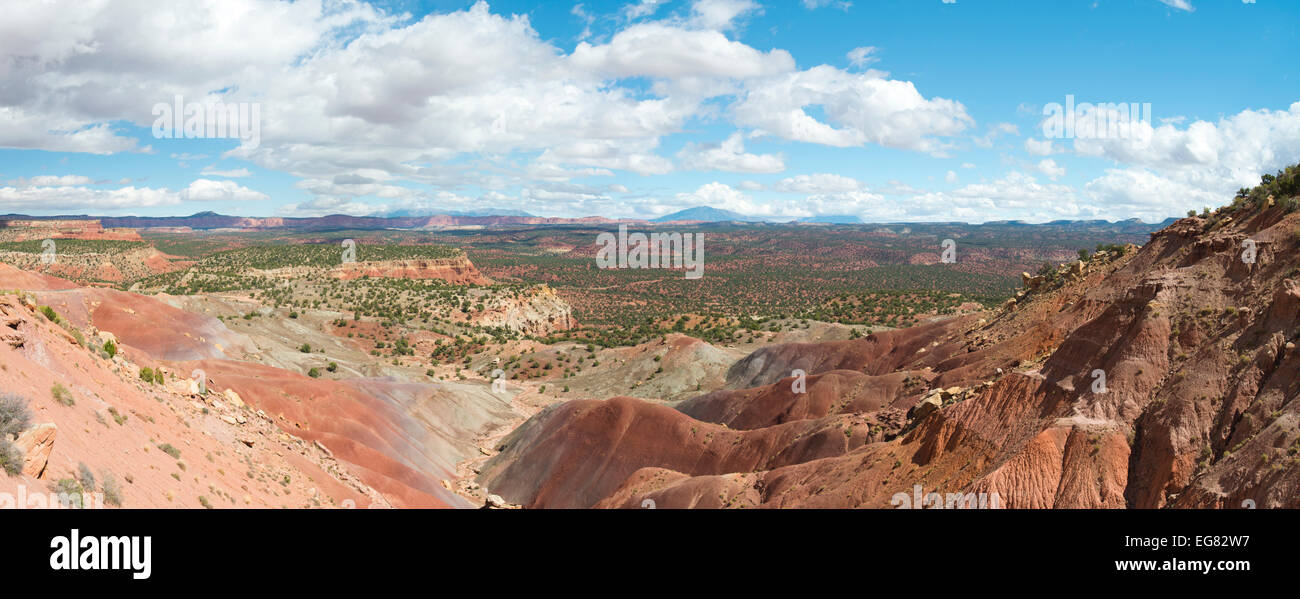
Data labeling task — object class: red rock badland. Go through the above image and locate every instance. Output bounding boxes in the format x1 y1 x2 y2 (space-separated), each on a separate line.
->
0 262 493 508
481 201 1300 509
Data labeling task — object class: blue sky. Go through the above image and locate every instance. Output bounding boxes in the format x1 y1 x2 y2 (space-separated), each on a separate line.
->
1 0 1297 222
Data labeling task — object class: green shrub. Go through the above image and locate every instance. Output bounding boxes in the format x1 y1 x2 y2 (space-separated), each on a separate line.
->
157 443 181 459
39 305 59 323
103 339 117 358
307 367 321 378
52 478 86 508
101 473 123 507
0 393 29 477
1238 164 1300 211
51 383 74 406
0 393 31 438
107 406 127 425
0 443 22 476
1281 195 1298 213
76 462 96 492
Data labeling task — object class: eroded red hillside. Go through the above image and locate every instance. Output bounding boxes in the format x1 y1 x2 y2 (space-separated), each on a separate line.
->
0 291 375 508
0 263 514 508
482 200 1300 509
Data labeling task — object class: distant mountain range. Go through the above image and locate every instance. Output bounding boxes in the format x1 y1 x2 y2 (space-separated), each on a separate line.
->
0 207 1179 232
383 208 534 218
652 206 761 222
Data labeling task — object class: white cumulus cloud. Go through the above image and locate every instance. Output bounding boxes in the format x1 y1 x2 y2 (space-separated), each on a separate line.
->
678 133 785 173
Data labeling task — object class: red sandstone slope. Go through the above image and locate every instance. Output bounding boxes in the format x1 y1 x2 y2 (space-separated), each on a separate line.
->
188 360 508 508
0 263 512 508
483 198 1300 509
0 265 79 291
477 396 896 508
28 286 253 361
0 292 373 508
677 369 914 430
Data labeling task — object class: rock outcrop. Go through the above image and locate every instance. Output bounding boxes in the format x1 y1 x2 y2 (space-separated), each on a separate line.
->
466 285 574 335
13 423 56 478
328 256 489 285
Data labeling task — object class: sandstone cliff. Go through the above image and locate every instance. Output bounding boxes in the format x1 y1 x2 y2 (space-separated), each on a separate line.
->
328 256 489 285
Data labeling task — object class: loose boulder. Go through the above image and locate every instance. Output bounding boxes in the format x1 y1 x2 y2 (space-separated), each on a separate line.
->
910 392 943 421
13 423 56 478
